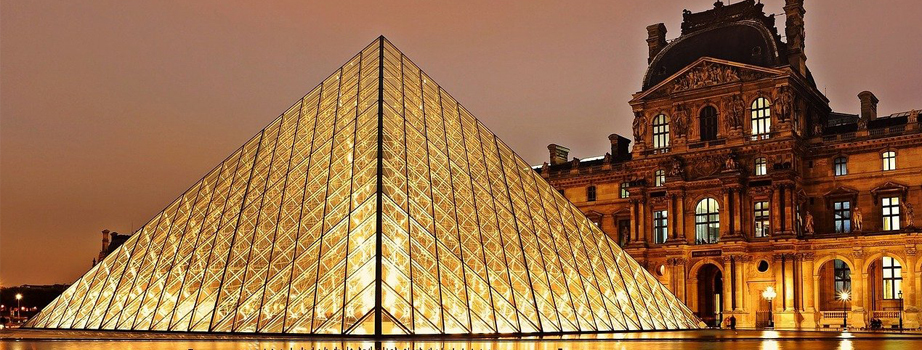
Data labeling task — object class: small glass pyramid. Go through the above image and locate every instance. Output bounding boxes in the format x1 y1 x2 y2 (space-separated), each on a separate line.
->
25 37 700 335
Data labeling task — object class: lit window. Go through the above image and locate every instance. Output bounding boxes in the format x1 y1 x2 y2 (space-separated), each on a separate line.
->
834 260 851 294
695 198 720 244
700 106 718 141
654 210 668 244
882 151 896 171
620 182 630 199
834 201 851 233
652 114 670 150
654 170 665 187
882 257 902 299
751 97 771 139
754 157 767 176
882 196 901 231
754 201 770 238
834 157 848 176
587 186 597 202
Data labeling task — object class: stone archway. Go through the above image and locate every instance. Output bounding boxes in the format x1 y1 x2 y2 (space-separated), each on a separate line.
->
696 263 723 327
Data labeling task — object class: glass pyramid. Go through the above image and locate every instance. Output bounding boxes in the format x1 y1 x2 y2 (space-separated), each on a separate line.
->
25 37 700 335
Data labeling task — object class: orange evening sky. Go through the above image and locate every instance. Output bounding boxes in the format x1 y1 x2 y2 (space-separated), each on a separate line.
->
2 0 921 286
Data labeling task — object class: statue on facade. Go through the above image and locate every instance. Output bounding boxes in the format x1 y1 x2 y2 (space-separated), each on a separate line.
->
905 202 915 228
727 95 745 130
668 156 684 177
633 112 646 143
804 210 815 234
672 105 689 137
724 153 738 171
853 206 863 232
776 86 794 122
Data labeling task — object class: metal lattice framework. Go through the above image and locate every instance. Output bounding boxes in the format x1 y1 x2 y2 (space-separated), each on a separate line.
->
25 37 700 335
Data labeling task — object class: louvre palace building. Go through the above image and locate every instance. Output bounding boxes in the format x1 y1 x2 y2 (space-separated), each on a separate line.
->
537 0 921 329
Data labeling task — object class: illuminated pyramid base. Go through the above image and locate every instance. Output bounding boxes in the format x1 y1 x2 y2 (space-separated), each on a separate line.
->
25 37 699 335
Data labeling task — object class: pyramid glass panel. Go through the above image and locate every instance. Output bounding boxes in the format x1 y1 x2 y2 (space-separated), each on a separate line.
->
25 37 699 335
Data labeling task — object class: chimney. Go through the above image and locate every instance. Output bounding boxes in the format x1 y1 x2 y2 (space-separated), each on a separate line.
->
547 144 570 166
608 134 631 162
858 91 879 121
784 0 807 76
101 229 110 252
646 23 668 63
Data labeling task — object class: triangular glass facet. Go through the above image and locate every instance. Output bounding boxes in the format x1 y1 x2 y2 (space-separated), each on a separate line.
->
25 37 700 335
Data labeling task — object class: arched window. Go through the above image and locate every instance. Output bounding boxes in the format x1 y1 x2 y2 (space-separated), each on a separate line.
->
751 97 772 139
834 260 851 293
834 156 848 176
695 198 720 244
654 169 665 187
652 114 670 150
700 106 718 141
882 257 902 299
754 157 767 176
882 151 897 171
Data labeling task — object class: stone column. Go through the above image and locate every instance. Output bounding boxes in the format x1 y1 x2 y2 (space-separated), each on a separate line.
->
733 188 743 237
852 251 868 328
801 253 817 328
722 188 732 238
787 185 797 234
678 193 687 242
629 199 638 243
785 254 796 311
772 185 783 235
639 198 648 244
734 256 745 311
905 249 918 328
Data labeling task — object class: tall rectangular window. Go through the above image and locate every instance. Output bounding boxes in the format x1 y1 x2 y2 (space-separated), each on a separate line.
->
652 114 670 150
834 201 851 233
655 169 665 187
882 257 902 300
754 201 770 238
882 151 896 171
700 106 718 141
620 182 630 199
882 197 901 231
587 186 597 202
654 210 668 244
751 97 771 139
754 157 767 176
834 157 848 176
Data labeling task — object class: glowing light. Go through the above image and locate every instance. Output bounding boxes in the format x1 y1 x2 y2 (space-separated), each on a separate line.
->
839 291 851 301
761 286 776 300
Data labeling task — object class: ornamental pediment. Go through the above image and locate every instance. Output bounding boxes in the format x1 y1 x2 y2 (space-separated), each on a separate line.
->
633 57 784 101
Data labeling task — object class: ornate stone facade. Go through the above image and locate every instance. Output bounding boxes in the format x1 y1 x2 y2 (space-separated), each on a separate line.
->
538 0 922 330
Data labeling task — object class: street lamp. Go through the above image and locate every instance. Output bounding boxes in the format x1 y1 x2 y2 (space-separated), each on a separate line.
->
15 293 22 319
762 286 776 328
899 290 904 331
838 291 851 329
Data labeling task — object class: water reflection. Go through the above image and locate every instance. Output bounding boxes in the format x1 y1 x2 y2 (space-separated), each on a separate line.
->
1 330 919 350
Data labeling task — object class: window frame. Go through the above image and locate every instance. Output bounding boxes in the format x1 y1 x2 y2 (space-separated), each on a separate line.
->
882 257 902 300
652 114 670 150
653 210 668 244
751 97 772 139
834 156 848 176
754 157 767 176
834 200 852 233
882 151 897 171
882 196 901 231
587 185 597 202
834 260 851 294
620 182 630 199
695 198 720 244
699 105 719 141
753 200 770 238
654 169 665 187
